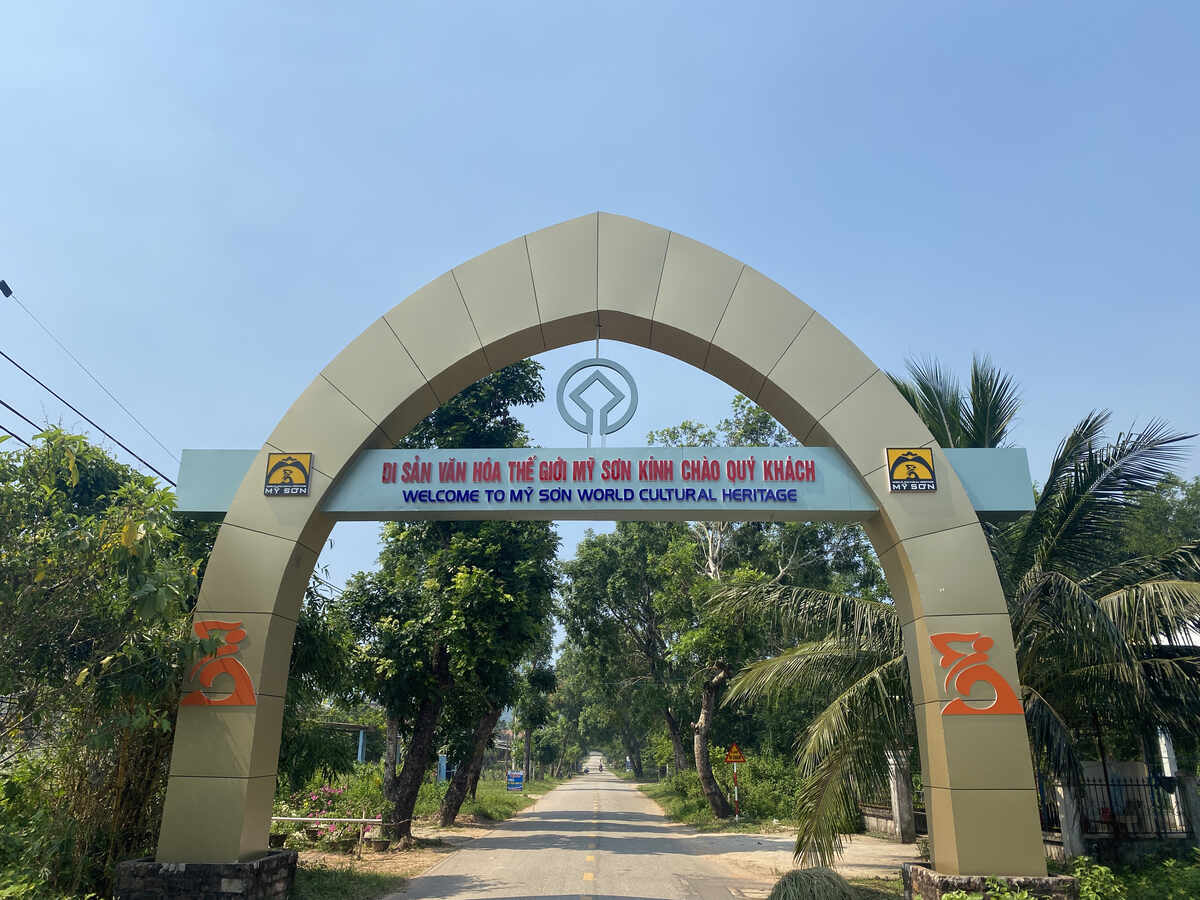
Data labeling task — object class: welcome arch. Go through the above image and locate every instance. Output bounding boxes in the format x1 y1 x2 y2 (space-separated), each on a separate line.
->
158 213 1046 877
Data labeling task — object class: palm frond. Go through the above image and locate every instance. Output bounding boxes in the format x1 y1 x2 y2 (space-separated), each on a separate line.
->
1095 580 1200 647
1082 540 1200 596
1012 569 1142 682
1023 686 1084 787
896 358 964 448
724 641 896 707
1005 411 1111 576
1011 417 1194 576
962 355 1021 448
887 374 926 421
711 580 900 650
791 655 909 866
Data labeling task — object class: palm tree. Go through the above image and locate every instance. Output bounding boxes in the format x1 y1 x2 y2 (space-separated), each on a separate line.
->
717 360 1200 866
887 355 1021 449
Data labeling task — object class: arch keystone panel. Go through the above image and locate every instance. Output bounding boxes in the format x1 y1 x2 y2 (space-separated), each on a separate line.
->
596 213 669 345
526 213 598 348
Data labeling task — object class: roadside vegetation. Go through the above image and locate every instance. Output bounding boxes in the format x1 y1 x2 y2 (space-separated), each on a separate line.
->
2 356 1199 898
274 762 562 846
634 753 809 832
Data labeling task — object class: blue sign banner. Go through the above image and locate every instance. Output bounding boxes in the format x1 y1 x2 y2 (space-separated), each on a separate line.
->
506 770 524 792
175 447 1035 522
323 446 877 522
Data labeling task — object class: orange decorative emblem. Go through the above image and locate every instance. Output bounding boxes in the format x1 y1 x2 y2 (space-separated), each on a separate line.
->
180 620 258 707
930 632 1021 716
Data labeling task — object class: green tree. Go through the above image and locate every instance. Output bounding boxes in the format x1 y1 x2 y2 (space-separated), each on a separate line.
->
646 398 883 817
276 582 358 792
561 521 695 774
0 430 216 895
1120 474 1200 560
341 360 559 841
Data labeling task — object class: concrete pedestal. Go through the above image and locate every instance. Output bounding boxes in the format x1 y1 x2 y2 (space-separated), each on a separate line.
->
902 863 1077 899
115 850 296 899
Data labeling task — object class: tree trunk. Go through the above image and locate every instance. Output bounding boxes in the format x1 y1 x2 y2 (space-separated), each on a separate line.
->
468 765 481 800
625 736 644 779
389 645 450 843
383 717 399 801
553 740 569 778
663 707 688 774
693 667 733 818
439 706 501 826
524 727 533 783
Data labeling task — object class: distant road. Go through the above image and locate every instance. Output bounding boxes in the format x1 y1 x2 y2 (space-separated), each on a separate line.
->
395 753 772 899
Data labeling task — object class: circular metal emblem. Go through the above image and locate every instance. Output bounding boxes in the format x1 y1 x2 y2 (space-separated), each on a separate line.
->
556 357 639 441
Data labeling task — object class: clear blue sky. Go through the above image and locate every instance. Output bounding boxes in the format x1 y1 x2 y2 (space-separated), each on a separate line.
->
2 2 1197 586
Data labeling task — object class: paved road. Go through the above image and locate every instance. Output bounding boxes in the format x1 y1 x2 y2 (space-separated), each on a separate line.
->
396 754 773 900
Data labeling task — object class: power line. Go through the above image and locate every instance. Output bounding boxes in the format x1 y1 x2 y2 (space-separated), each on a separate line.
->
0 348 176 486
0 279 179 463
0 423 30 447
310 574 345 596
0 397 41 433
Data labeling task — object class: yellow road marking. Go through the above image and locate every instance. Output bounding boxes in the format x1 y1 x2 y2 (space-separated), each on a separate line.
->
586 854 595 861
583 872 594 881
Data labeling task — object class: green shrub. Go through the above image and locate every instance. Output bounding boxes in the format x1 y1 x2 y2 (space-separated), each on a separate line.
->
1119 849 1200 900
942 879 1033 899
709 748 805 821
767 867 857 900
1071 856 1126 900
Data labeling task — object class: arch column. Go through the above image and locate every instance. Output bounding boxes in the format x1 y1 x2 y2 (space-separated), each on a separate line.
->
158 212 1045 876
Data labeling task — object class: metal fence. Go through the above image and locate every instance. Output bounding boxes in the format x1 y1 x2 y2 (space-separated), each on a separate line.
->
858 789 928 836
1036 774 1061 832
1079 777 1189 838
1038 776 1190 839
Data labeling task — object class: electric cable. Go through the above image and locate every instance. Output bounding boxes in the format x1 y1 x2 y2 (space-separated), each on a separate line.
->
0 278 179 463
0 423 30 447
0 348 176 486
311 574 345 596
0 397 41 434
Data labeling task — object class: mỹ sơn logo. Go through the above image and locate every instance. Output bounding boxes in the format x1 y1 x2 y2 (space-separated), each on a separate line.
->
930 631 1022 715
180 620 257 707
886 448 936 492
264 452 312 496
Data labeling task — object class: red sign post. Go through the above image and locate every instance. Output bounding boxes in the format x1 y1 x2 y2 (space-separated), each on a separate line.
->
724 744 746 821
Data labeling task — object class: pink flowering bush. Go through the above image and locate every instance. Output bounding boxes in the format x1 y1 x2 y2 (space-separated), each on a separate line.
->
273 764 389 845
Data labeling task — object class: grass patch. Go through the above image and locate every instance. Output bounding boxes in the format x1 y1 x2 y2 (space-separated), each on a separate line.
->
847 877 906 898
413 777 563 823
638 779 788 833
292 863 406 900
